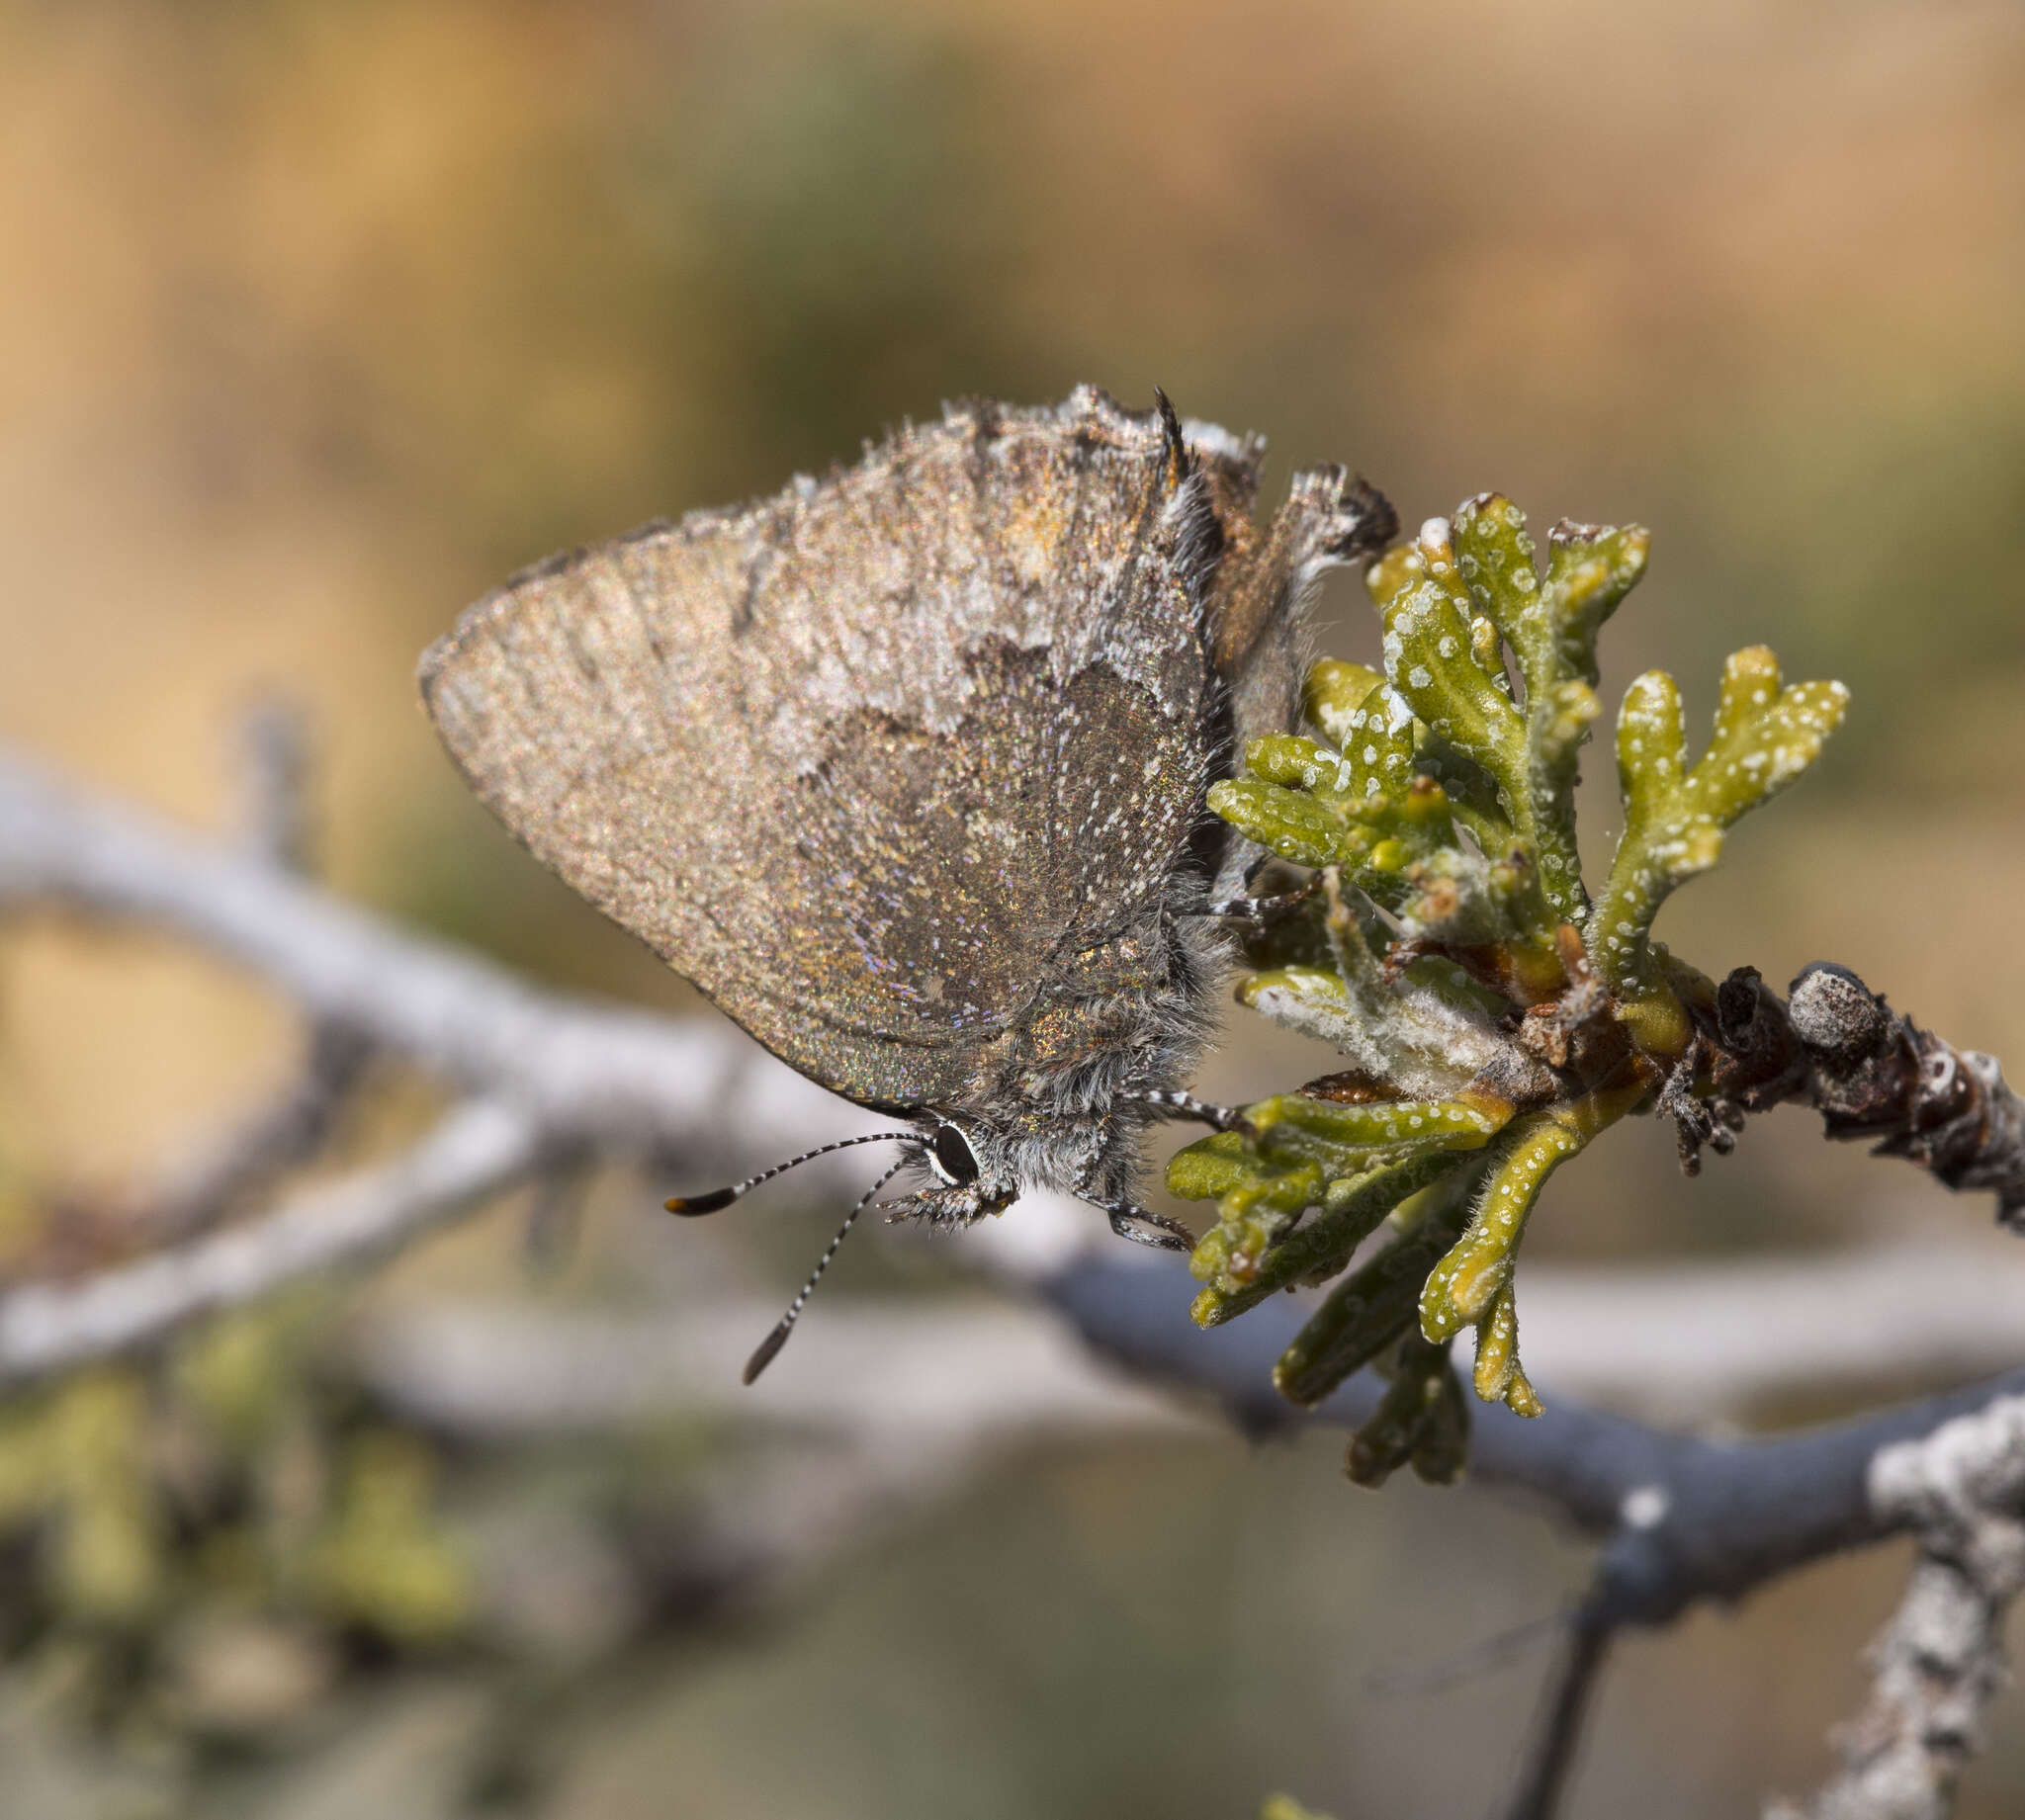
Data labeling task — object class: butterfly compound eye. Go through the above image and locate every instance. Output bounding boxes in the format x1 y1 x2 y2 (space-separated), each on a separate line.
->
930 1123 980 1185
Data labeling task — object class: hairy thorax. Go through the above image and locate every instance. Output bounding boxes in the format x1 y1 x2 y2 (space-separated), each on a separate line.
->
915 908 1228 1216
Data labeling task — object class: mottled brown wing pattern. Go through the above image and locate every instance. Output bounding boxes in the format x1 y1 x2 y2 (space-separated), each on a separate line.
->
419 390 1235 1110
792 643 1210 1034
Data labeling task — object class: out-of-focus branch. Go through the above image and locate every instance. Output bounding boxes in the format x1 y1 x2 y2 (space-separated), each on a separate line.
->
353 1297 1201 1448
338 1262 2025 1659
1048 1262 2025 1816
0 741 2019 1554
137 1020 374 1243
0 751 850 1162
1769 1395 2025 1820
1044 1261 2025 1622
0 1099 539 1387
1491 1241 2025 1423
10 742 2025 1820
1501 1604 1614 1820
122 698 373 1242
234 697 316 873
349 1238 2025 1443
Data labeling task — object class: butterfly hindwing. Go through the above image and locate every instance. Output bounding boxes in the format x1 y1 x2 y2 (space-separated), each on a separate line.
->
420 390 1248 1109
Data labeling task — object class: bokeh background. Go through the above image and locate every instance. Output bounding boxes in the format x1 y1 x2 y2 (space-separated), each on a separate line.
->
2 0 2024 1814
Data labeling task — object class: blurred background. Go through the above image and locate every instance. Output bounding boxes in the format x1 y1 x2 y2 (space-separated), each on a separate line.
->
1 0 2023 1813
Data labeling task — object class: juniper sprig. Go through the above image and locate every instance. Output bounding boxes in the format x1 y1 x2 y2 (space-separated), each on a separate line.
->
1172 498 1849 1483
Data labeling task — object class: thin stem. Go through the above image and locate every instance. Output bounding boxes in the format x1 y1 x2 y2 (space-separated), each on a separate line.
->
1498 1603 1615 1820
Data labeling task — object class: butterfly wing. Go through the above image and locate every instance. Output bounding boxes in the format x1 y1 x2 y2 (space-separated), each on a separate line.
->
420 389 1248 1110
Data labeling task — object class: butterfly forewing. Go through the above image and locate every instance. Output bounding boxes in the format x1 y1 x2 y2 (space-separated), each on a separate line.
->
420 390 1230 1111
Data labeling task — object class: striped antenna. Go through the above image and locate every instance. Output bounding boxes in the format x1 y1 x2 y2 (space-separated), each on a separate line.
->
664 1131 918 1215
743 1158 910 1384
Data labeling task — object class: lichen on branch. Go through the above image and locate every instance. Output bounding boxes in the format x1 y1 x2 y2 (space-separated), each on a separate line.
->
1172 498 1849 1472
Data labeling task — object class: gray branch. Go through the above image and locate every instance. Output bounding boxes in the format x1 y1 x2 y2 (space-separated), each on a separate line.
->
346 1241 2025 1443
125 698 372 1241
1769 1395 2025 1820
1044 1263 2025 1620
136 1019 373 1243
233 696 317 873
352 1296 1202 1448
0 1099 539 1385
8 740 2025 1819
3 735 2021 1594
1710 962 2025 1227
0 749 853 1162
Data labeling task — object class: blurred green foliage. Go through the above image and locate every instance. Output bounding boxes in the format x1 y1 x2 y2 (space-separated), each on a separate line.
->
0 1297 475 1736
1260 1796 1336 1820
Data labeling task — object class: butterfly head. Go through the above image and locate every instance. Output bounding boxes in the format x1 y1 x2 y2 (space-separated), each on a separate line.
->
886 1117 1017 1227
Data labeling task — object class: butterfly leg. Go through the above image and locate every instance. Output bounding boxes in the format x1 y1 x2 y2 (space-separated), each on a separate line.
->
1121 1087 1252 1133
1191 871 1322 925
1093 1199 1196 1254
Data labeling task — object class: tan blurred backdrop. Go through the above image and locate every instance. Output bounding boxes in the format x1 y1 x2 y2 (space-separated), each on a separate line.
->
2 1 2024 1814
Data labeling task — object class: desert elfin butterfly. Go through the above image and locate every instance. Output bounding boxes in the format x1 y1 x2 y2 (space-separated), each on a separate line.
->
419 388 1393 1377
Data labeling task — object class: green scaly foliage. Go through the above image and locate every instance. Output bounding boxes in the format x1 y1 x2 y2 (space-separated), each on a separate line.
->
1172 497 1848 1483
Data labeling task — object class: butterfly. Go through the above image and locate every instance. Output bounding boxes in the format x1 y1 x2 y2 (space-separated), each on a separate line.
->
420 388 1392 1374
